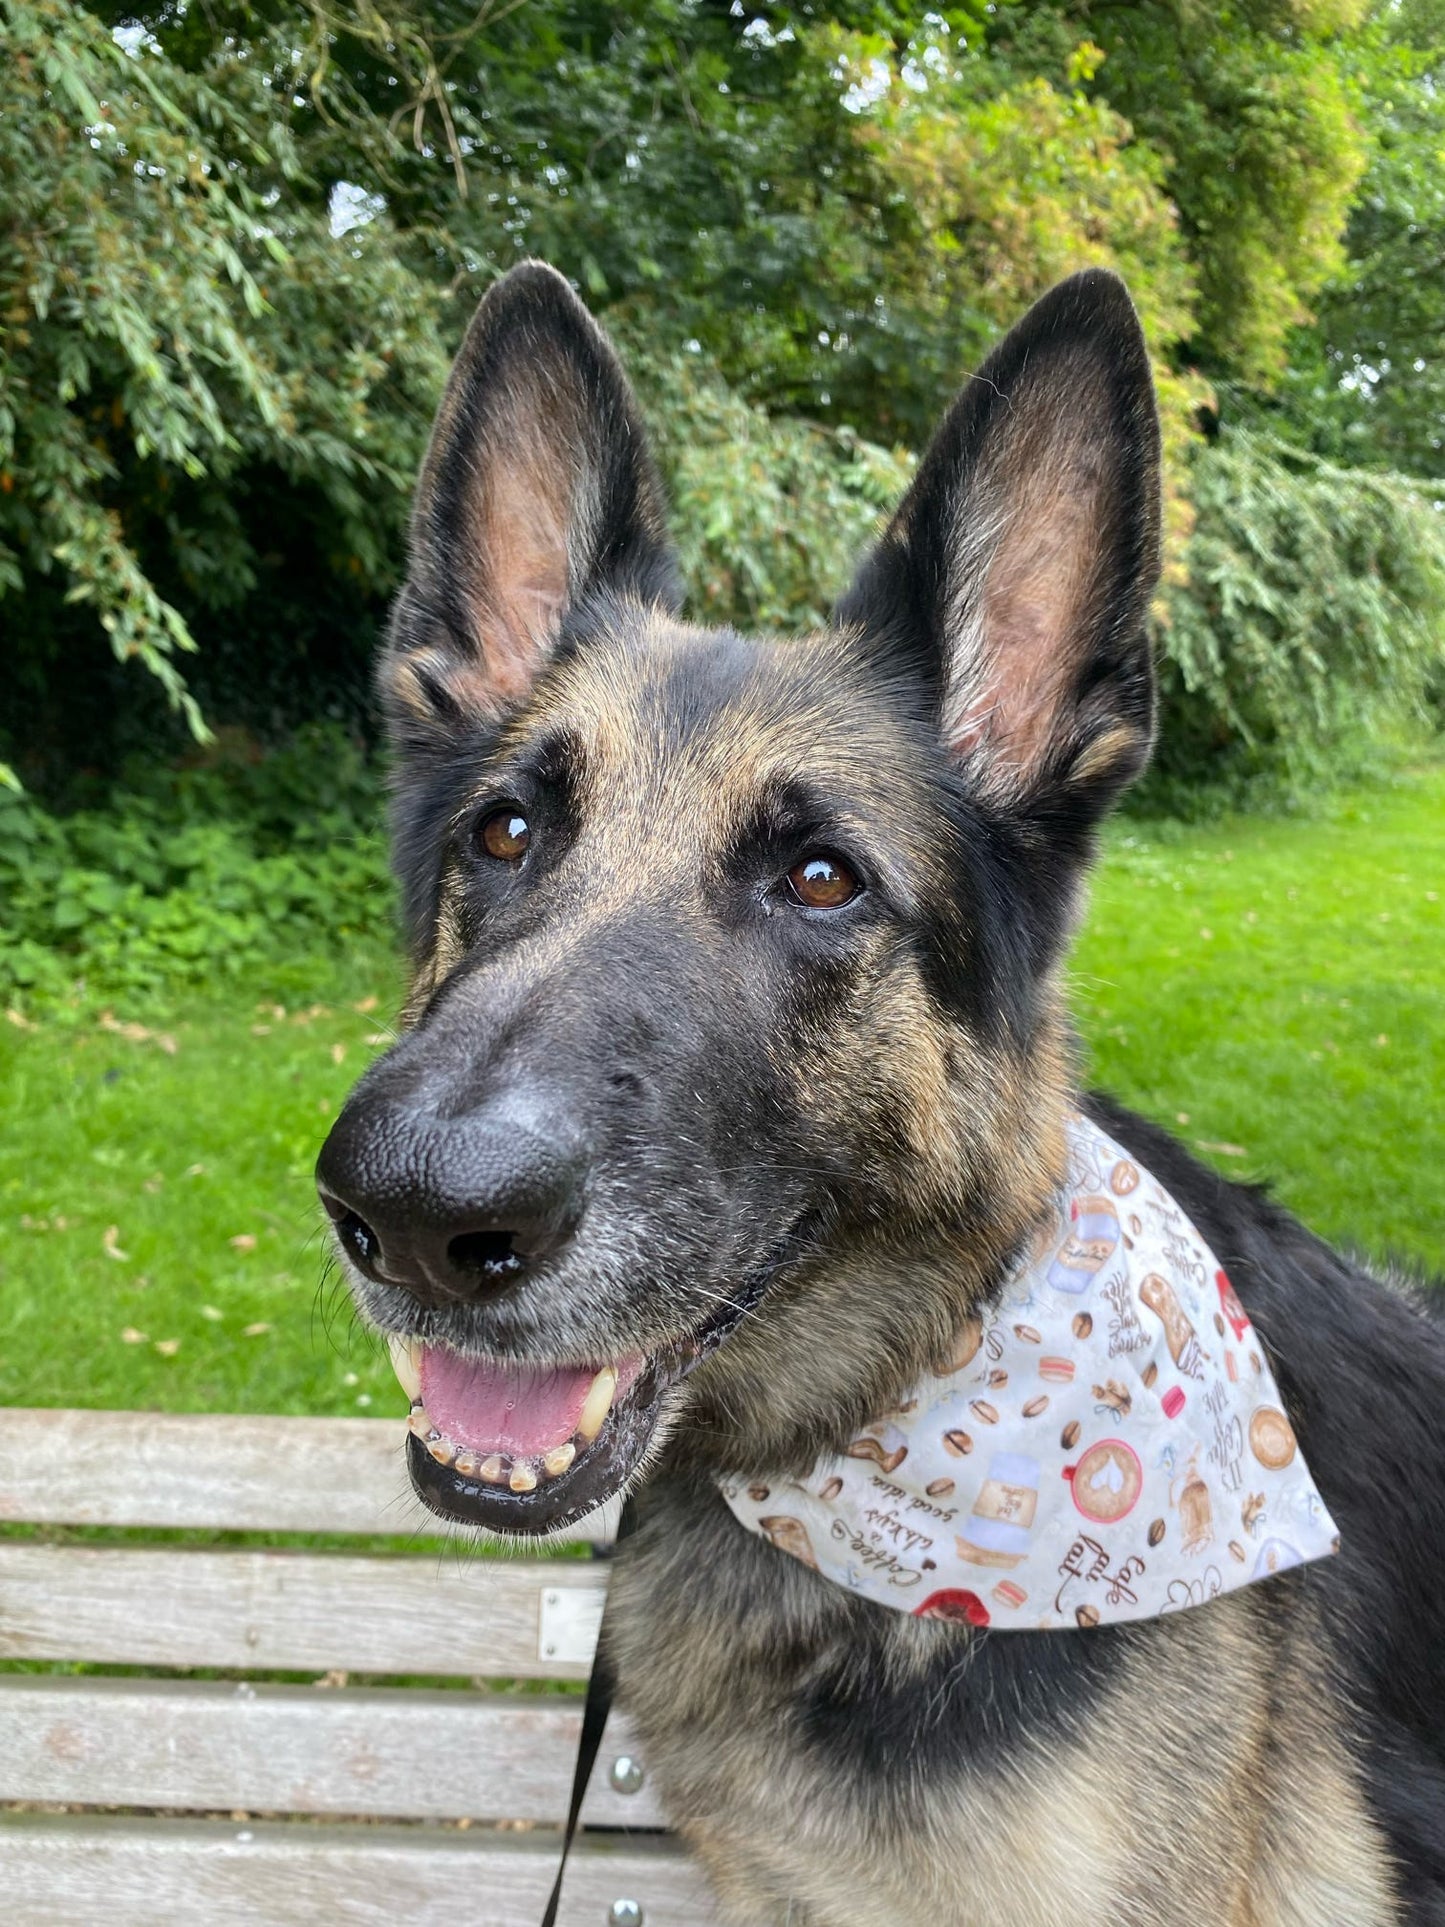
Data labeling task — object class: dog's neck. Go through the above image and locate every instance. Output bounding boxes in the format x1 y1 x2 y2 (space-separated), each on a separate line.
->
675 1096 1074 1483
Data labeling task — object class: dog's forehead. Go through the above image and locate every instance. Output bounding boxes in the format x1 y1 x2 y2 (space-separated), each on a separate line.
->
539 608 927 826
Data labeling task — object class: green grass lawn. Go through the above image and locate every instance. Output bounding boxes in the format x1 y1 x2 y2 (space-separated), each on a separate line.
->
1 768 1440 1421
1073 765 1443 1274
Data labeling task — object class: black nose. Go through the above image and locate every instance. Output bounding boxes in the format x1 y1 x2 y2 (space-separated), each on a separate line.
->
315 1095 587 1306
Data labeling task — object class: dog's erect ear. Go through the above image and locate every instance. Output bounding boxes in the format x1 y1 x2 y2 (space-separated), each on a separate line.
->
384 262 678 730
838 270 1161 817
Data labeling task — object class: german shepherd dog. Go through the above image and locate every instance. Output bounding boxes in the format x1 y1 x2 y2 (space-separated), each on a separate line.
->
317 263 1445 1923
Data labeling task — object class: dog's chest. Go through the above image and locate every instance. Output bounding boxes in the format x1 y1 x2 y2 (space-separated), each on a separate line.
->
607 1496 1397 1927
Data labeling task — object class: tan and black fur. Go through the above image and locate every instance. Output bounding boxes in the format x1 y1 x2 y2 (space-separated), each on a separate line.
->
320 262 1445 1922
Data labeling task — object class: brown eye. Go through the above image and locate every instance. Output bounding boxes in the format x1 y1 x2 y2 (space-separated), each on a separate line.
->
787 854 859 910
477 807 530 862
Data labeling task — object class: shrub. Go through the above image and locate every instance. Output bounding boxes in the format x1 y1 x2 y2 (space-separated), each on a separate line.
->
1147 429 1445 804
0 726 392 1008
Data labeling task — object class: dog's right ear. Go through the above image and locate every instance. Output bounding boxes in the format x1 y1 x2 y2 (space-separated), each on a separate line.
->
383 262 678 740
837 270 1161 835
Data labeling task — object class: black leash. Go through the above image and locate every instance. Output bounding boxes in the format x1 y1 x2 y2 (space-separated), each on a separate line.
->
540 1494 640 1927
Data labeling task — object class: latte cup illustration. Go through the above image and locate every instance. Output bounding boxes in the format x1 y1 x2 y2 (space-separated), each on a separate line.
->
913 1588 990 1627
1047 1196 1121 1295
1248 1406 1297 1470
956 1452 1041 1568
1066 1438 1143 1524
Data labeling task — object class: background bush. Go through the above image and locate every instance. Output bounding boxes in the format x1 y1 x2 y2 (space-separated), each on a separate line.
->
1149 430 1445 803
0 727 390 1004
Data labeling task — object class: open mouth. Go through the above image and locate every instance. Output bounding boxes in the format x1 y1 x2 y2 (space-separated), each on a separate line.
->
390 1336 665 1533
377 1230 801 1535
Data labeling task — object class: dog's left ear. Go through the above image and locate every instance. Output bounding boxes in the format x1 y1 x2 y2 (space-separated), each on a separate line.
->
839 269 1161 823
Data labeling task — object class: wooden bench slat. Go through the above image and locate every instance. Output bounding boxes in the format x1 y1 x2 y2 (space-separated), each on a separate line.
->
0 1812 720 1926
0 1543 608 1679
0 1407 618 1543
0 1675 664 1827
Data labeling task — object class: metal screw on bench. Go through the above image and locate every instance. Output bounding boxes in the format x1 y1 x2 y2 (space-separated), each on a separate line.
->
608 1902 643 1927
608 1753 645 1795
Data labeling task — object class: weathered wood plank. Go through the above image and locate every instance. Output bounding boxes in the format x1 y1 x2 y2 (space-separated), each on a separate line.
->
0 1813 721 1926
0 1407 618 1544
0 1675 664 1828
0 1543 609 1680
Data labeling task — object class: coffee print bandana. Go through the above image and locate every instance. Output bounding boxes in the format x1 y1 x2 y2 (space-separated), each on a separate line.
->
721 1115 1339 1630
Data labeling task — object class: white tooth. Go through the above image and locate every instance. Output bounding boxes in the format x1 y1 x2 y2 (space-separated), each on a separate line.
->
407 1408 435 1440
455 1452 479 1477
387 1335 422 1403
479 1455 506 1484
543 1441 576 1478
575 1367 618 1446
509 1463 538 1493
426 1436 456 1468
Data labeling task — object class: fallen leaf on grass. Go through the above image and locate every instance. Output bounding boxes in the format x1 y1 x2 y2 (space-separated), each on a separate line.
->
250 1024 272 1037
154 1338 180 1357
1197 1140 1248 1159
229 1233 257 1252
97 1011 177 1053
242 1322 273 1338
102 1224 129 1262
201 1305 223 1322
353 996 378 1014
6 1008 36 1030
183 1163 206 1178
120 1327 147 1345
330 1042 347 1066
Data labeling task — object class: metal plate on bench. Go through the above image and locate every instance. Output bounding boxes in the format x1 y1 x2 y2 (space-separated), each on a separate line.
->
538 1583 608 1666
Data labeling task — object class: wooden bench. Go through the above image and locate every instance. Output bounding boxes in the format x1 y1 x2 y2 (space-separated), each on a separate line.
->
0 1408 719 1925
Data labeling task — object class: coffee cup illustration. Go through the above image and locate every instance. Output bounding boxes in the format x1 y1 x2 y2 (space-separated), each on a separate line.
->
956 1452 1041 1569
1047 1196 1121 1295
1065 1438 1143 1525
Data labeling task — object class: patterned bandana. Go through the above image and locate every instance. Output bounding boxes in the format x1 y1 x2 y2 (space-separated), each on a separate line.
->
721 1115 1339 1630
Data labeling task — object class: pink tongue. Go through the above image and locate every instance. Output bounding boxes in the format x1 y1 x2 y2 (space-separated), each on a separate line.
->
419 1347 600 1457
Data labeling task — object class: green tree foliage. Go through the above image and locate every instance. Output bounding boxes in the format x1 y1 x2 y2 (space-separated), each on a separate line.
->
1 0 1442 809
0 0 447 750
1049 0 1372 383
1276 4 1445 477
